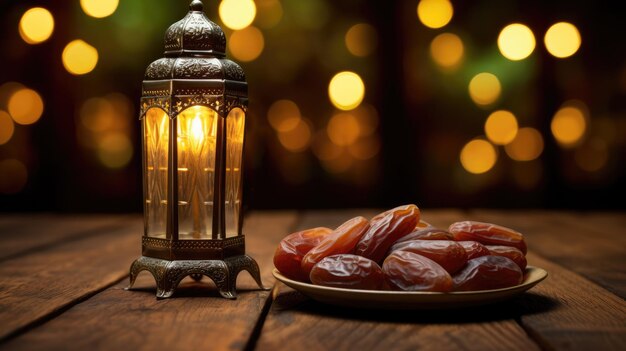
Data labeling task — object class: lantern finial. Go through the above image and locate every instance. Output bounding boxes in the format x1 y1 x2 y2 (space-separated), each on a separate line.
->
190 0 204 11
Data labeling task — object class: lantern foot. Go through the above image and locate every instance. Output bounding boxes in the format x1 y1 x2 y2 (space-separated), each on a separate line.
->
126 255 267 299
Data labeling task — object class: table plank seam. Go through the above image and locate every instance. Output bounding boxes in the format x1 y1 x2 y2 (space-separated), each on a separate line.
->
0 217 134 264
0 273 129 344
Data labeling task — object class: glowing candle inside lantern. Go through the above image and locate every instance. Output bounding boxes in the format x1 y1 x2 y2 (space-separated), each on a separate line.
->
177 106 218 239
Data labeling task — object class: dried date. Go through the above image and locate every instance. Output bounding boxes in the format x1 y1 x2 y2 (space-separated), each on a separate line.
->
392 228 454 246
301 216 370 277
310 254 384 290
390 240 467 274
355 204 420 263
273 227 332 281
486 245 527 270
449 221 527 254
453 255 523 291
456 241 491 260
382 251 453 292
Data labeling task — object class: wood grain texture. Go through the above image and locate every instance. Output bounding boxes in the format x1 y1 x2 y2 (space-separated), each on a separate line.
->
1 212 298 351
255 209 541 351
471 210 626 297
517 253 626 351
0 217 142 341
0 214 128 262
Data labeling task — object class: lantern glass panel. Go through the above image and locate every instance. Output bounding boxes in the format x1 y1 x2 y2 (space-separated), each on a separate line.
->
143 107 169 238
225 108 245 237
177 105 219 239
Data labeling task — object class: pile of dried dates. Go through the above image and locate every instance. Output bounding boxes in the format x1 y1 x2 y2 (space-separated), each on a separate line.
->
273 204 528 292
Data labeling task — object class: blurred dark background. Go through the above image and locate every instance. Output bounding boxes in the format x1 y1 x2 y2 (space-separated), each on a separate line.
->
0 0 624 213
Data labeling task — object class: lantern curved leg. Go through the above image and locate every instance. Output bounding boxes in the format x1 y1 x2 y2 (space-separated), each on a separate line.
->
225 255 268 293
126 256 169 292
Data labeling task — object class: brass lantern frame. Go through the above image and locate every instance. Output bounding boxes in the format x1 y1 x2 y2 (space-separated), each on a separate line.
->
127 0 265 299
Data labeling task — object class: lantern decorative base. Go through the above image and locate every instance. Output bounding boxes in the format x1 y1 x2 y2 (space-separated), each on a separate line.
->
125 255 266 299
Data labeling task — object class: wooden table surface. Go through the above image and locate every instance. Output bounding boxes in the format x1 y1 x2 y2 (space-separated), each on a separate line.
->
0 210 624 351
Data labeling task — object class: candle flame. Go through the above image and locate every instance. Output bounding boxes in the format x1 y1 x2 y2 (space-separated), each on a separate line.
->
191 114 204 143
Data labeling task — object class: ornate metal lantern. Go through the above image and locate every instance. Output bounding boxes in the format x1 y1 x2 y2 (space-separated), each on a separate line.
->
127 0 264 299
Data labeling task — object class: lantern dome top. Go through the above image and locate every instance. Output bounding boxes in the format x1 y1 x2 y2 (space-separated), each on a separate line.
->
163 0 226 57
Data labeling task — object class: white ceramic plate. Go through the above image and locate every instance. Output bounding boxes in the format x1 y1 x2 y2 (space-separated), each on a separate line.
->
272 266 547 309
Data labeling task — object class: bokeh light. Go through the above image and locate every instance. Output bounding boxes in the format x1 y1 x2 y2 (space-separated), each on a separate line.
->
484 110 518 145
345 23 378 57
62 40 99 75
96 133 133 169
498 23 536 61
219 0 256 30
7 88 44 125
327 112 361 146
312 131 342 161
460 139 498 174
0 111 15 145
551 101 587 147
80 0 119 19
18 7 54 44
267 100 301 132
328 71 365 111
505 127 544 161
348 135 381 160
544 22 581 58
575 138 609 172
228 26 264 62
468 72 501 106
430 33 464 69
352 104 379 137
417 0 453 29
255 0 283 29
277 119 312 152
80 97 117 134
0 159 28 194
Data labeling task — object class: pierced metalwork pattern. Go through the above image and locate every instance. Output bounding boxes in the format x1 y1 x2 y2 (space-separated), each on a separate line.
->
173 57 222 79
142 235 245 249
126 255 266 299
164 19 186 51
163 7 225 55
140 97 171 118
222 60 246 82
146 58 175 80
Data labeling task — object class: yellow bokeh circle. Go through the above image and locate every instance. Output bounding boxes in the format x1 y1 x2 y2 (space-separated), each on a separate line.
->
498 23 536 61
19 7 54 44
219 0 256 30
417 0 453 29
551 104 587 147
228 26 264 62
468 73 501 106
8 88 44 125
328 71 365 111
505 127 544 161
430 32 464 69
460 139 497 174
80 0 119 19
62 40 99 75
484 110 518 145
544 22 581 58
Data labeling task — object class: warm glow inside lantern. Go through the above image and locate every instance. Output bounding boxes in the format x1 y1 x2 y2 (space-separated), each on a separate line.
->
127 0 264 299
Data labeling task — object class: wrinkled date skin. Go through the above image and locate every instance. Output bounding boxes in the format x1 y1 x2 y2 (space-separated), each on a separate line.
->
273 227 332 281
393 228 454 246
391 240 468 274
449 221 527 254
457 241 491 260
486 245 527 270
382 251 453 292
310 254 384 290
355 204 420 263
453 255 523 291
301 216 370 277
